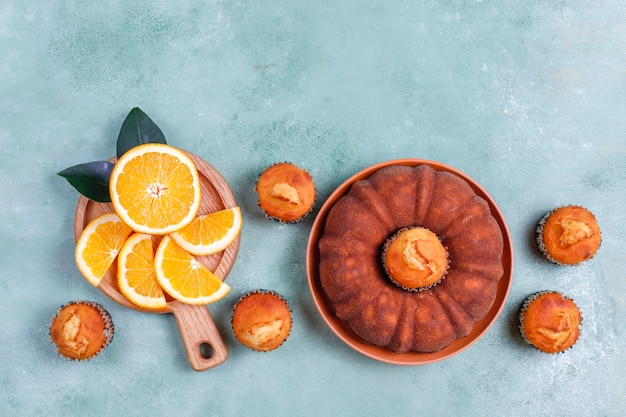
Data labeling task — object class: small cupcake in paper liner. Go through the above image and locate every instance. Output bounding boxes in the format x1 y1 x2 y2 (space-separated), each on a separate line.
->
255 162 316 223
381 227 450 292
518 291 582 354
536 205 601 266
231 290 292 352
49 301 114 361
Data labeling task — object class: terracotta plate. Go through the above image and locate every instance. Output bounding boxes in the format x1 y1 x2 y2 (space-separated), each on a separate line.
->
305 159 514 365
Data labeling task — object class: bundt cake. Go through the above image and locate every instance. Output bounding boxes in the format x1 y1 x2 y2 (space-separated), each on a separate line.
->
318 164 504 354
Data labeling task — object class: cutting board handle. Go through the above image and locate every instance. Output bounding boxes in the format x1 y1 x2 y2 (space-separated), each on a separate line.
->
169 301 229 371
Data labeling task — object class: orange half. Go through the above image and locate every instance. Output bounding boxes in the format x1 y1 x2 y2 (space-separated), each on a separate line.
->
109 143 201 235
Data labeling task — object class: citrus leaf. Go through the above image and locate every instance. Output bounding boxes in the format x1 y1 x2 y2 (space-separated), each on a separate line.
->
57 161 114 202
116 107 166 158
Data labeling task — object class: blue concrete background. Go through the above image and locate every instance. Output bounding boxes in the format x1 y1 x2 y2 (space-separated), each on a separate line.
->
1 1 624 416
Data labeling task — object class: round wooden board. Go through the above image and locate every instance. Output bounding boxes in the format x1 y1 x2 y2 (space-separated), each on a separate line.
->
306 159 514 366
73 151 240 371
74 152 240 311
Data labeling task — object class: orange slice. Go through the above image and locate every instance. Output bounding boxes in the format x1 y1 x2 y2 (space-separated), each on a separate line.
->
170 206 242 255
117 233 167 311
75 212 133 286
154 236 231 305
109 143 201 235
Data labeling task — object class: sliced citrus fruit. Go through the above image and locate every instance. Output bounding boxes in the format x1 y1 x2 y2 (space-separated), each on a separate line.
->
170 206 242 255
117 233 167 311
154 236 231 305
109 143 201 235
75 212 133 286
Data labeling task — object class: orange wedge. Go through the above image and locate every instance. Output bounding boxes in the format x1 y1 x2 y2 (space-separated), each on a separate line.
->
117 233 167 311
170 206 242 255
109 143 201 235
154 236 231 305
75 212 133 286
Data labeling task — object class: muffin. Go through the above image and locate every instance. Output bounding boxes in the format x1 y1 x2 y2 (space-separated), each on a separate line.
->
519 291 581 354
536 205 601 265
50 301 114 361
382 227 449 291
255 162 316 223
231 290 292 352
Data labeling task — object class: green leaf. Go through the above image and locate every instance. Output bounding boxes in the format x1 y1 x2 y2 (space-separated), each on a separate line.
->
57 161 114 202
116 107 167 158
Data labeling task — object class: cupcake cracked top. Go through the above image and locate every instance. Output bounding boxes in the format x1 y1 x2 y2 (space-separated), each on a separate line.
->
49 301 114 361
231 290 292 352
536 205 601 265
255 162 316 223
519 292 581 354
382 227 449 291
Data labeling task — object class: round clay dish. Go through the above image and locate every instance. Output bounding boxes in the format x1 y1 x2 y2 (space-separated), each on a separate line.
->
305 159 514 365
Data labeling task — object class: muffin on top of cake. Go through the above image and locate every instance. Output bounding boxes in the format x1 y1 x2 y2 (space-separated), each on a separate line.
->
382 226 449 291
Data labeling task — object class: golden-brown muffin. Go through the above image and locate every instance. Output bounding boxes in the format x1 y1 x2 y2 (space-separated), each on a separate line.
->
536 205 601 265
231 290 292 352
382 227 449 291
255 162 316 223
519 291 581 354
49 301 114 361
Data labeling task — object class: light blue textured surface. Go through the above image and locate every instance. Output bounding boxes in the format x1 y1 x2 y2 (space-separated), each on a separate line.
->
1 1 625 416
